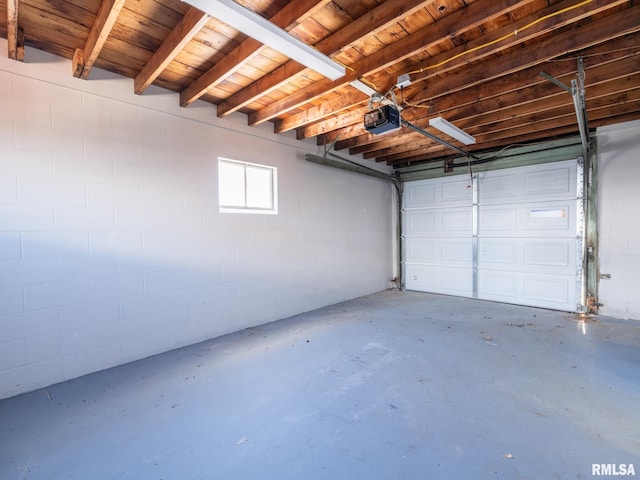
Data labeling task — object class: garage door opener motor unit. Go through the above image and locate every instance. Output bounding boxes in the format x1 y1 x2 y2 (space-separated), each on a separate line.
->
364 104 401 135
363 90 401 135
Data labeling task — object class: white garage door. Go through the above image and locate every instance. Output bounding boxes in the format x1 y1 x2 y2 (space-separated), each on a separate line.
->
403 160 582 311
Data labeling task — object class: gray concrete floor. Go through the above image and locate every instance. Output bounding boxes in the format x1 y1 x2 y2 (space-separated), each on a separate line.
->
1 290 639 480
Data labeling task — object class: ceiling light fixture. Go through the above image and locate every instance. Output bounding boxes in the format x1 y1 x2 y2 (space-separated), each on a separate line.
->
183 0 345 80
429 116 476 145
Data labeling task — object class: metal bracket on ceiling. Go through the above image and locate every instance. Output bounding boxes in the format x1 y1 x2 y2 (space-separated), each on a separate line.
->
444 158 454 173
573 57 590 159
322 133 341 159
539 57 590 159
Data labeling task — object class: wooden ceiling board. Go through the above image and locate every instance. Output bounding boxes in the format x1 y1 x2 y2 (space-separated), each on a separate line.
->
195 23 246 48
169 48 217 77
288 17 332 45
507 0 547 21
311 2 355 33
121 1 184 29
397 7 435 35
424 0 465 21
333 0 382 17
21 0 98 27
17 4 88 50
108 21 168 55
236 0 289 18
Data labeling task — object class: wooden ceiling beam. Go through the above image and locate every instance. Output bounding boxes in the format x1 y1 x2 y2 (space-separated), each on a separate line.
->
134 7 210 95
16 28 25 62
285 0 627 134
72 0 125 80
179 0 330 107
301 109 366 142
6 0 20 61
218 0 438 118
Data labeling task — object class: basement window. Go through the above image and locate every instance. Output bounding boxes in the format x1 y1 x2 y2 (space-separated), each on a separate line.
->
218 158 278 214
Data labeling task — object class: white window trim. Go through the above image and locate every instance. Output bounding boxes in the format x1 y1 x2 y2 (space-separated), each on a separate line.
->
218 157 278 215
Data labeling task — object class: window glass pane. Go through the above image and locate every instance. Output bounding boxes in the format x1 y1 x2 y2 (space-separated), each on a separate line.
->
219 160 246 207
218 158 277 214
245 165 273 209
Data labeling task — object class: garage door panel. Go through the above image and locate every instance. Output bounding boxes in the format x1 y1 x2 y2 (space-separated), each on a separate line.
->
405 208 472 237
524 240 574 269
478 271 575 310
405 264 440 290
524 275 572 307
404 176 471 208
479 202 576 237
479 238 576 275
406 238 437 263
405 184 437 208
406 238 472 266
478 173 520 202
442 268 473 293
405 264 473 296
442 209 472 233
478 239 518 265
478 271 519 298
442 239 473 263
441 179 472 203
525 166 574 196
405 211 437 236
478 161 577 205
478 207 517 231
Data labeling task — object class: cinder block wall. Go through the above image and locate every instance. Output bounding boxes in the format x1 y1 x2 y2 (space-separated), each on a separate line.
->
0 43 393 399
597 119 640 320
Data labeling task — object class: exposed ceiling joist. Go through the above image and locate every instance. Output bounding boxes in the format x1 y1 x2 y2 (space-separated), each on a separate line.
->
134 6 210 95
5 0 18 60
72 0 125 80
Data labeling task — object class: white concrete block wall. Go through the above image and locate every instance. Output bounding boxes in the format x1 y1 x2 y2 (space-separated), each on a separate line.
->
596 119 640 320
0 42 394 399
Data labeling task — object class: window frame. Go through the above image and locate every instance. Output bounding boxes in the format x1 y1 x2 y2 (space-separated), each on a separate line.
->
218 157 278 215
